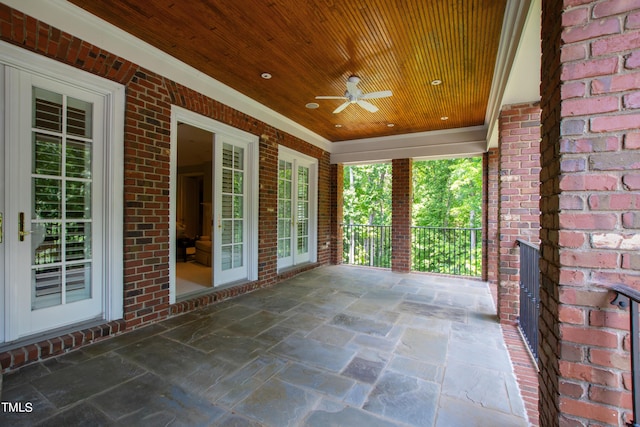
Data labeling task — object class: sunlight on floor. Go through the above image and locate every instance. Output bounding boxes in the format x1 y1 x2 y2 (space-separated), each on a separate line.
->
176 261 211 295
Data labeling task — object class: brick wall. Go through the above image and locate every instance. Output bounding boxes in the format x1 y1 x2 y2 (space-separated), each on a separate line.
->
392 159 412 272
486 149 500 289
540 1 640 426
318 151 333 265
258 134 280 286
497 103 541 323
0 5 331 372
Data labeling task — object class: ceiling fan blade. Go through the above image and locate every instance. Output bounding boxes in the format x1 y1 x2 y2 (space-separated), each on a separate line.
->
362 90 392 99
316 95 347 100
357 100 379 113
333 101 351 114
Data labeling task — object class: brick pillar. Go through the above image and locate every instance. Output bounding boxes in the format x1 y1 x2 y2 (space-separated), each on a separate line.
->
540 2 640 426
497 103 541 324
331 163 344 265
485 149 500 288
392 158 412 272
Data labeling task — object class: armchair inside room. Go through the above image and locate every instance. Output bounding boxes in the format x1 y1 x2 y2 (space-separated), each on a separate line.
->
176 222 188 239
195 235 212 266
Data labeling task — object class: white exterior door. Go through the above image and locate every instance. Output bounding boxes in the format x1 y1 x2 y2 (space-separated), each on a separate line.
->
277 148 317 270
169 107 258 298
213 137 248 285
3 69 106 340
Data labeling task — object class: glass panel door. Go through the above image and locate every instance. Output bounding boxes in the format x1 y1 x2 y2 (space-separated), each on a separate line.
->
214 139 248 284
31 88 94 310
5 70 104 340
277 150 316 270
277 159 293 269
296 165 310 263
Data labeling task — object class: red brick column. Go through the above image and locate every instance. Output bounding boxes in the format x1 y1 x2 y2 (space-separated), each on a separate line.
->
392 159 412 272
497 103 541 324
330 164 344 265
485 149 500 289
317 151 333 265
540 1 640 426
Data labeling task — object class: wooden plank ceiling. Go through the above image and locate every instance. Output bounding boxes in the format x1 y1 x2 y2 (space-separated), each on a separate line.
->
69 0 507 142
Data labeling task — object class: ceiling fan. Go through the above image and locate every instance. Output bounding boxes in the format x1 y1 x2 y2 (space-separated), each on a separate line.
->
316 75 392 114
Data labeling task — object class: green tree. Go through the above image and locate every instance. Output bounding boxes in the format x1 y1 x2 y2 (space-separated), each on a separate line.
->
411 157 482 275
412 157 482 228
343 163 392 225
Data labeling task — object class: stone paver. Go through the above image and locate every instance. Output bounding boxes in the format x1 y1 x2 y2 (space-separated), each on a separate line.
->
0 265 528 426
364 371 440 426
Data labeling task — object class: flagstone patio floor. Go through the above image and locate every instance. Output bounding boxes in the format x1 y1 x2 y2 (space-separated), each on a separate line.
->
1 265 529 426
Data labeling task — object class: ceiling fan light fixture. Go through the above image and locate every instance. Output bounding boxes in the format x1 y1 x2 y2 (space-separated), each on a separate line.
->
315 75 392 114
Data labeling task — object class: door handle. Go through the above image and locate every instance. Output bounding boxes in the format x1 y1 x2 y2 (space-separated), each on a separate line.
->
18 212 32 241
0 212 3 243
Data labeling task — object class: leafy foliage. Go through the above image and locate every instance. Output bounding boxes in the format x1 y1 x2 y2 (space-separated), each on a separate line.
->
343 157 483 276
412 157 482 228
343 163 392 225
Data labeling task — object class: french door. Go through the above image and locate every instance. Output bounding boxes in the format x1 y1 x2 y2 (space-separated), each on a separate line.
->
277 147 317 270
2 69 107 340
170 108 258 298
213 138 249 284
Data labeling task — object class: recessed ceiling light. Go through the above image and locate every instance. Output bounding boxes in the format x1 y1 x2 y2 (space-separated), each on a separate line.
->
261 72 272 79
441 116 449 120
305 102 319 109
335 124 343 128
387 123 395 127
431 79 443 86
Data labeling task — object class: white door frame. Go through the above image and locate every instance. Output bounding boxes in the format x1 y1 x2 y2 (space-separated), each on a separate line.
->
0 41 124 343
169 106 258 303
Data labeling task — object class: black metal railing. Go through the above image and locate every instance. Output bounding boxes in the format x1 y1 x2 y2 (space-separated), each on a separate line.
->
342 224 392 268
412 226 481 276
342 224 481 277
611 285 640 427
517 239 540 362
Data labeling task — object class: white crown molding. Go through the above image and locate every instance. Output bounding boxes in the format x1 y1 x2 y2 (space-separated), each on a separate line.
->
4 0 332 152
331 126 487 164
484 0 537 149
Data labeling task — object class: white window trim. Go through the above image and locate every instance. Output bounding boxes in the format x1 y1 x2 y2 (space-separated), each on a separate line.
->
0 40 125 335
169 106 259 303
277 145 318 271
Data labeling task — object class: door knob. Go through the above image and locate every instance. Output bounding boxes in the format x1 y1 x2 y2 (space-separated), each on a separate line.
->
18 212 32 241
